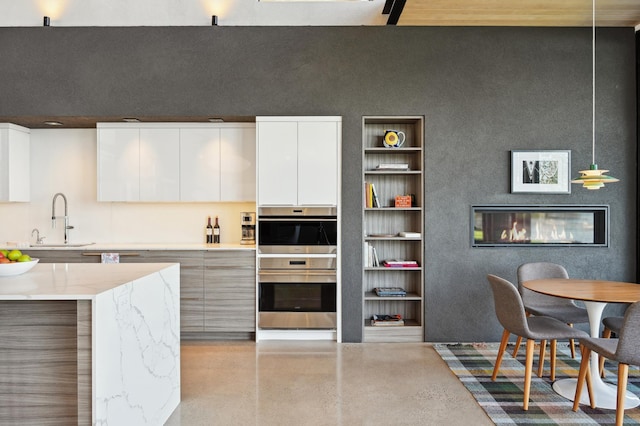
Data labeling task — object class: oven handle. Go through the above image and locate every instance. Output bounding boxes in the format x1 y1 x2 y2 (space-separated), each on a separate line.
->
258 271 336 283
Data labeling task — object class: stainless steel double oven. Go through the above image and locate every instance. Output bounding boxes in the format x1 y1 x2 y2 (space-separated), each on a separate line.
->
257 207 337 330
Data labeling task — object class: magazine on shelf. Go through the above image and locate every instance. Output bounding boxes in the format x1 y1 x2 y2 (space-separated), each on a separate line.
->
374 287 407 297
371 314 405 326
398 231 421 238
382 259 419 268
376 163 410 170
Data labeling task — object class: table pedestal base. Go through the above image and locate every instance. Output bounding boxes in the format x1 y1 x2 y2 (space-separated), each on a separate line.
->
553 378 640 410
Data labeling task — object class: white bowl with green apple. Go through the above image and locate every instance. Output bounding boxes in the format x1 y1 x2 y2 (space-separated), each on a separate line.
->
0 249 39 277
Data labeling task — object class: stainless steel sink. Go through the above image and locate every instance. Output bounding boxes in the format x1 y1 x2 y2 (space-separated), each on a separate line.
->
30 243 95 248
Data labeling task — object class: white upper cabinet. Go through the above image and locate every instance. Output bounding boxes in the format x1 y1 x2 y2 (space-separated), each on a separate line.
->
298 121 339 206
97 127 140 201
257 121 298 205
0 124 30 202
179 128 221 202
221 126 256 202
257 117 341 206
140 128 180 201
97 123 256 202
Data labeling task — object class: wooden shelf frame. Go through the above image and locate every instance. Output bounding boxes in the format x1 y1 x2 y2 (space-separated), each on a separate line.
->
362 116 425 343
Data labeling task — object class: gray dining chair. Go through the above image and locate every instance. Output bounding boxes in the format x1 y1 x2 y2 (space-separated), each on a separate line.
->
487 274 589 410
513 262 589 362
573 301 640 426
598 315 624 377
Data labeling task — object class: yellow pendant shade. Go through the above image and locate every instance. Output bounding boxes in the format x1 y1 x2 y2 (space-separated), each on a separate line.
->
571 164 619 190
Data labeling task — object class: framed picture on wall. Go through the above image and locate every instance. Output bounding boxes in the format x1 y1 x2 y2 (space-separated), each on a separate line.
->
511 150 571 194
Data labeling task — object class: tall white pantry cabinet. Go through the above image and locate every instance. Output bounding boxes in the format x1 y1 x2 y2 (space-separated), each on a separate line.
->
256 117 341 206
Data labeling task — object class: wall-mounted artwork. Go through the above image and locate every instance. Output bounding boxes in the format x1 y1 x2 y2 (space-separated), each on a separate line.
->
511 150 571 194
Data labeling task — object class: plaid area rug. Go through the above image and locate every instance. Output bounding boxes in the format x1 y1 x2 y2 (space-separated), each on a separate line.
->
434 343 640 425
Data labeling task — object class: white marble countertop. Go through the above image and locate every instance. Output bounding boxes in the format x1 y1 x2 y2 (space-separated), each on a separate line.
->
26 243 255 251
0 262 178 300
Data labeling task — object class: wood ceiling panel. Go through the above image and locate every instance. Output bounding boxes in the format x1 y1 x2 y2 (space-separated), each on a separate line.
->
398 0 640 27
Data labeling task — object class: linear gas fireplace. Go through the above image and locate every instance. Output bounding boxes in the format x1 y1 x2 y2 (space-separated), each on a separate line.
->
471 205 609 247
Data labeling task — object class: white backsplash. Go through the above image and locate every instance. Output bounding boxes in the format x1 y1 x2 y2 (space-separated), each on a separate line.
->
0 129 255 245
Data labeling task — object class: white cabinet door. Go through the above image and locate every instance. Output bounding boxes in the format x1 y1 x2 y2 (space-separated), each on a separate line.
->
180 128 221 202
139 128 180 202
221 127 256 202
97 128 140 202
298 121 339 206
0 124 30 202
257 121 298 205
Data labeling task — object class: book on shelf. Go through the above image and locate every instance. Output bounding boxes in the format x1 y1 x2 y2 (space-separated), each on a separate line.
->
376 163 410 170
371 314 404 326
363 242 380 267
364 182 381 208
398 231 421 238
374 287 407 297
382 259 419 268
371 183 381 208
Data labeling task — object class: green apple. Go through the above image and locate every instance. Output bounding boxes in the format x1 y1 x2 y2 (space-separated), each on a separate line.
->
0 249 8 258
7 249 22 261
17 254 31 262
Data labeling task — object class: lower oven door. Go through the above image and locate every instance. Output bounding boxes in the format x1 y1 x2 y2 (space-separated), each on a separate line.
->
258 271 337 329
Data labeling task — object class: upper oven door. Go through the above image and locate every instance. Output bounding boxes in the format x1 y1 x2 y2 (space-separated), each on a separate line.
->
258 207 337 254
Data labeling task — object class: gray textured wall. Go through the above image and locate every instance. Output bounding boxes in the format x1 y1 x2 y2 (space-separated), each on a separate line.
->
0 26 636 342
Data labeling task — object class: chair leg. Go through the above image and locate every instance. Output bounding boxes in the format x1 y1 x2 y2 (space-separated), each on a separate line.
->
616 364 629 426
492 329 510 381
567 323 576 358
512 335 523 358
585 351 594 409
599 327 612 378
573 344 592 412
550 339 557 381
523 339 535 411
537 339 547 377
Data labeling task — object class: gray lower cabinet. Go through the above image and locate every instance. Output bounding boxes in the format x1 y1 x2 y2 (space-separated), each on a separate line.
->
30 250 86 263
204 250 256 333
34 249 206 333
33 248 256 338
116 251 205 333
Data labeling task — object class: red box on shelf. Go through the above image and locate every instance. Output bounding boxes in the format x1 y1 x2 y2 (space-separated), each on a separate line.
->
394 195 412 208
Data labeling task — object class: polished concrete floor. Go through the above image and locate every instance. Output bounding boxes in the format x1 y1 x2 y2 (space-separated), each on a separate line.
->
165 341 492 426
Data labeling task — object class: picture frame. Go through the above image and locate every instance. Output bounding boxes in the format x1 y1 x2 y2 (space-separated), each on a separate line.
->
511 150 571 194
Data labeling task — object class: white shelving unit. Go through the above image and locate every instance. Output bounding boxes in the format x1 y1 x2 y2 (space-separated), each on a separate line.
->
362 116 424 343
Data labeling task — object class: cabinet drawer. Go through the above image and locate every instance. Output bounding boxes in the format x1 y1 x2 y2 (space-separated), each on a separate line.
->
204 250 255 269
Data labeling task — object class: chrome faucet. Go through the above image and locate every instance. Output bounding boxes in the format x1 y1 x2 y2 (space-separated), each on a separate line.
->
31 228 45 245
52 192 74 244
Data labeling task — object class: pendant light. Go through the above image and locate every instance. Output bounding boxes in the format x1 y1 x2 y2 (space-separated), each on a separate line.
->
571 0 619 190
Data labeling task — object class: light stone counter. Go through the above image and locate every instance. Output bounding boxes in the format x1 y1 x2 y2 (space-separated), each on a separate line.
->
26 243 255 251
0 263 181 425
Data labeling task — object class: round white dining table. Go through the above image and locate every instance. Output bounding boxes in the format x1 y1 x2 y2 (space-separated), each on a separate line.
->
523 278 640 410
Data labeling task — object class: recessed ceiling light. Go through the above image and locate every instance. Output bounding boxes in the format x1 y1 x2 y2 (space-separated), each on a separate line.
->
44 121 63 126
122 118 140 122
208 118 224 122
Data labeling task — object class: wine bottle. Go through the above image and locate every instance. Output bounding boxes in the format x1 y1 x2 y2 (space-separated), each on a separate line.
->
213 216 221 244
206 216 213 244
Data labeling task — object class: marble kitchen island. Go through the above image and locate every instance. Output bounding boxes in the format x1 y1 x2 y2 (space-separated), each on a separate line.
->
0 262 180 425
